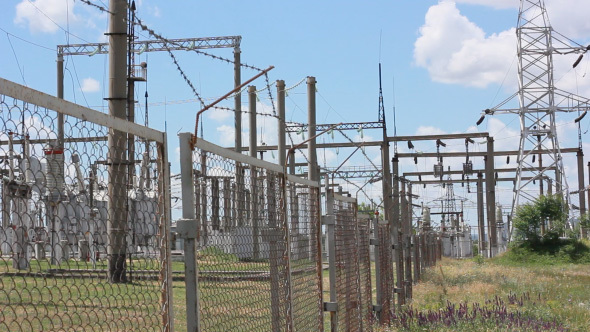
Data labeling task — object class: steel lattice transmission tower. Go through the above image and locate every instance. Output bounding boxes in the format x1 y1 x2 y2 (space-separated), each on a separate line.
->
478 0 590 219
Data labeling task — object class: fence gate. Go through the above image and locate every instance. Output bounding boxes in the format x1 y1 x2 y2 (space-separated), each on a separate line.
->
325 191 373 332
0 78 173 331
178 134 324 332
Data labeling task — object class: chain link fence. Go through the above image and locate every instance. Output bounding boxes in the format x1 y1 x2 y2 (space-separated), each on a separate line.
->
179 136 324 332
0 78 173 331
356 215 373 330
0 78 447 332
374 221 394 324
327 192 373 332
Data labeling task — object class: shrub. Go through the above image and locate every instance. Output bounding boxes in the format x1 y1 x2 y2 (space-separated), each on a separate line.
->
513 195 567 243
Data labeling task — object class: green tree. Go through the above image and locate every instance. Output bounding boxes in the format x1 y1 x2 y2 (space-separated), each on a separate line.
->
513 194 567 243
513 203 543 242
358 202 383 220
580 213 590 229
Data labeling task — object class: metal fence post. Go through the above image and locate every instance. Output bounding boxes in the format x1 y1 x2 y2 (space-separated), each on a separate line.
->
159 137 175 332
413 234 420 282
267 173 282 332
372 218 383 319
324 189 338 331
178 132 200 332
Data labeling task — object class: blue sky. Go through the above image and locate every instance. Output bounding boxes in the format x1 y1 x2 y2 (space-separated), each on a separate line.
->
2 0 590 226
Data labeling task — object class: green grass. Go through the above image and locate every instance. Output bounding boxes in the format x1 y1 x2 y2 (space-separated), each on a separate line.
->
8 241 588 331
382 243 590 332
1 246 319 331
0 273 163 331
494 239 590 266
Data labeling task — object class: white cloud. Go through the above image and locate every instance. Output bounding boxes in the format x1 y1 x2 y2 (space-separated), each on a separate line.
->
150 6 161 18
415 126 447 136
452 0 590 40
415 0 590 93
414 1 517 88
15 0 77 34
546 0 590 40
208 108 232 122
455 0 518 9
216 125 235 146
80 77 100 93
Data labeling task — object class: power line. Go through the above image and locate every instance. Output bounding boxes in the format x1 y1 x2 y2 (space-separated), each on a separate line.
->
0 27 55 51
25 0 90 43
6 33 27 86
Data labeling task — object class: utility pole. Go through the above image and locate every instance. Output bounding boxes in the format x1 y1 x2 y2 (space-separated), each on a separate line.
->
307 77 318 183
234 47 242 153
107 0 128 283
277 80 286 167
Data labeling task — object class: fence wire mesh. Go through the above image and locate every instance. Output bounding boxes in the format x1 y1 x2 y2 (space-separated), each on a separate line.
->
188 140 323 332
332 194 373 332
0 81 172 331
357 217 373 331
376 222 394 323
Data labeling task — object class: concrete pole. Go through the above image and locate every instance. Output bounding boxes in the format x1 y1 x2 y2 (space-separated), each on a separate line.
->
234 47 242 153
249 85 260 259
248 86 257 158
404 181 413 299
477 172 486 257
52 53 65 266
248 85 260 258
485 137 497 256
577 149 586 216
127 80 136 188
277 80 286 167
289 150 295 174
57 54 64 147
307 77 318 182
399 181 407 302
107 0 129 283
392 156 403 306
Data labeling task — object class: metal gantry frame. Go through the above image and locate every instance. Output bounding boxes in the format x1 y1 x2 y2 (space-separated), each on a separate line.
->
58 35 244 149
395 130 585 255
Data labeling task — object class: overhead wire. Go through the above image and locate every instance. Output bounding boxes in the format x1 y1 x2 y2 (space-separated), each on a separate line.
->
6 33 27 86
25 0 90 43
0 27 55 52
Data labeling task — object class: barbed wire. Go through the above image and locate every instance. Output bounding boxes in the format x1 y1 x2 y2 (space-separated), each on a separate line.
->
210 106 283 121
263 73 276 116
78 0 113 14
132 18 264 72
80 0 263 72
79 1 278 125
134 17 206 107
